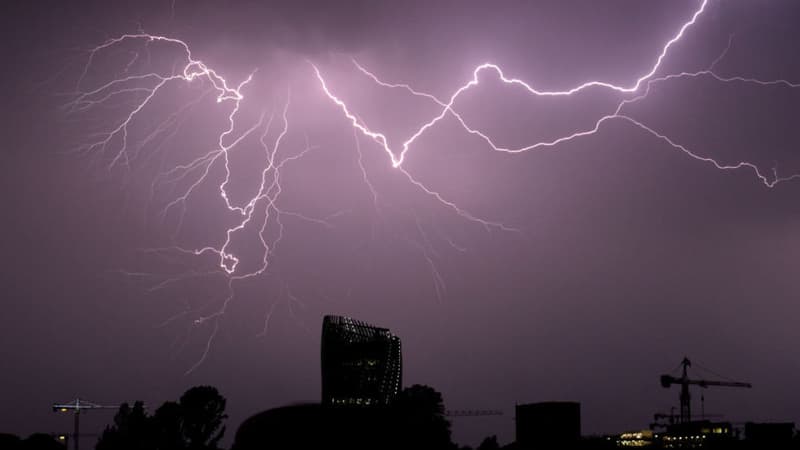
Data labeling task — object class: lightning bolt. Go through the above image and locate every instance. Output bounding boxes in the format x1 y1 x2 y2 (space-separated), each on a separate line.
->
315 0 800 190
71 0 800 372
72 33 338 372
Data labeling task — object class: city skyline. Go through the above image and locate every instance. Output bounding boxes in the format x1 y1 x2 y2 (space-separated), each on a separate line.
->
2 0 799 447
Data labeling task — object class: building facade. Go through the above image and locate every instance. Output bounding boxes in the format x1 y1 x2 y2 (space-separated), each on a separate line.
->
321 315 402 406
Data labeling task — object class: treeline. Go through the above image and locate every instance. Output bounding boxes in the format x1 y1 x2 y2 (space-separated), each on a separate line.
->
3 384 511 450
96 385 227 450
99 383 486 450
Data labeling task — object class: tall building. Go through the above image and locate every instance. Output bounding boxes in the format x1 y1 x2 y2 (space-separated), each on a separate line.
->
515 401 581 449
321 315 402 406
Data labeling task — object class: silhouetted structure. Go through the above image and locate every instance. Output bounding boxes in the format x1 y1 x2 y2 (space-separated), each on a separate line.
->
233 317 456 450
515 401 580 449
51 398 118 450
659 357 751 424
232 404 389 450
321 315 402 406
660 420 735 448
745 422 795 449
233 385 453 450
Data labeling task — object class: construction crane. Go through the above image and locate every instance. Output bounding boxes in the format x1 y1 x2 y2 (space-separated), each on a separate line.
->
659 357 751 424
52 398 121 450
445 409 504 417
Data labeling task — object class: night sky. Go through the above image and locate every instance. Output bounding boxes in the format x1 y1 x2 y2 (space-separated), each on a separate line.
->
2 0 800 446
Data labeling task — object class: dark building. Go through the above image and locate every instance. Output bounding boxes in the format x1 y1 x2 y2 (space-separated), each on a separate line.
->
745 422 795 448
321 315 402 406
515 401 581 449
232 403 401 450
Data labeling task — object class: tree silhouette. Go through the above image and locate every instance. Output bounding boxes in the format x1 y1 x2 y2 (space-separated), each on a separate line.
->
95 387 227 450
393 384 453 450
151 401 183 450
179 386 227 450
96 401 151 450
477 435 500 450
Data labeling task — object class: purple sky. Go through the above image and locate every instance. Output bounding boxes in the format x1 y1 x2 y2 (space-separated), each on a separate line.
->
2 0 800 446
